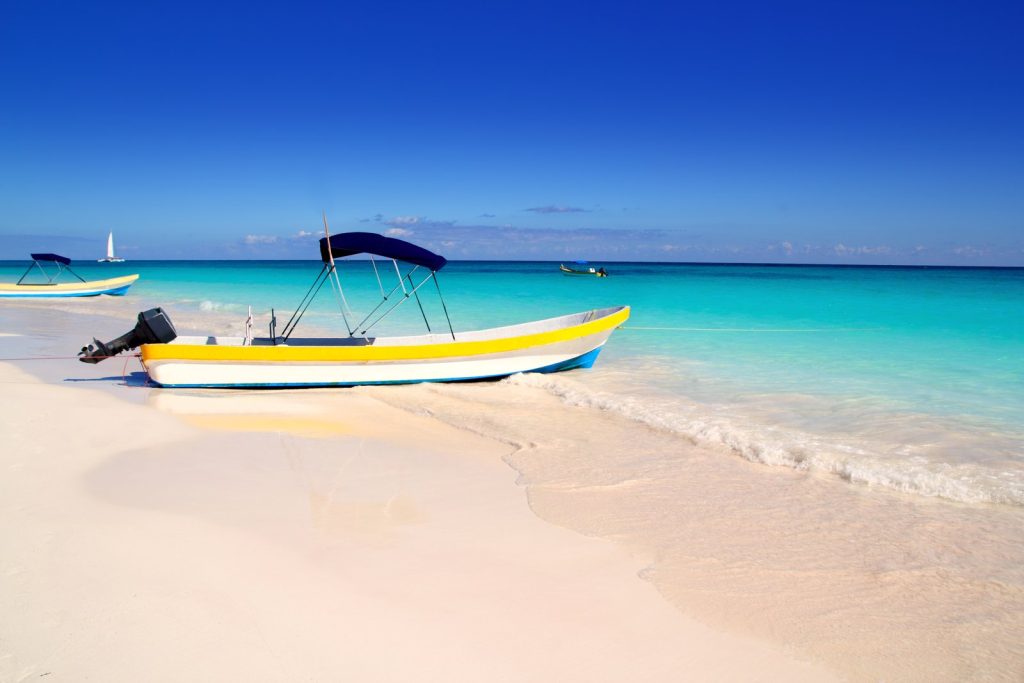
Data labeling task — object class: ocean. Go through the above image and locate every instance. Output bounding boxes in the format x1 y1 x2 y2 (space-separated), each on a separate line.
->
4 258 1021 505
3 257 1023 678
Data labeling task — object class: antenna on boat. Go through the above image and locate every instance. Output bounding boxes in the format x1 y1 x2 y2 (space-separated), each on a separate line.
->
322 210 354 336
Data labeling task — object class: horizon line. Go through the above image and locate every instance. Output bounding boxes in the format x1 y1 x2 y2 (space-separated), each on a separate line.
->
2 257 1021 269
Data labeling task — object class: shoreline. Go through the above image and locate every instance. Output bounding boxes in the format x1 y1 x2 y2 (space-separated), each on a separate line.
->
0 303 835 681
3 299 1024 680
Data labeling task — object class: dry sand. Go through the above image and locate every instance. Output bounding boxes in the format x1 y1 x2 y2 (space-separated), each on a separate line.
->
0 360 835 682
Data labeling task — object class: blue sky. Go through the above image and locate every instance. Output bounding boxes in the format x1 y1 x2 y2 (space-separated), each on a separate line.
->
1 0 1022 264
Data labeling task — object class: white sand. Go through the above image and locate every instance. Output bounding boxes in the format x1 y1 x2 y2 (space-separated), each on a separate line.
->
0 361 834 682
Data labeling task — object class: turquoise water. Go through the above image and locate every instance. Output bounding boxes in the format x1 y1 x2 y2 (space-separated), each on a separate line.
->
3 258 1022 503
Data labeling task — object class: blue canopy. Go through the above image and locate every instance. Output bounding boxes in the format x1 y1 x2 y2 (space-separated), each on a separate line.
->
320 232 447 272
31 253 71 265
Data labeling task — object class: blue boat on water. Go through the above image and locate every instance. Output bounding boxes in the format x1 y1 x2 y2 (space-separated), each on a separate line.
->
560 260 608 277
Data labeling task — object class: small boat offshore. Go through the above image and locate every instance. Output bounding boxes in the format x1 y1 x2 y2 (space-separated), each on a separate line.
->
560 261 608 277
79 223 629 388
97 231 126 263
1 253 138 298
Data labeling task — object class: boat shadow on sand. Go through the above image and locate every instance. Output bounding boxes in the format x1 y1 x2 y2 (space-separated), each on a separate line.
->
64 371 152 388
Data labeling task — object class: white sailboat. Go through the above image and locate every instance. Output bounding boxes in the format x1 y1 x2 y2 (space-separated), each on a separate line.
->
97 231 126 263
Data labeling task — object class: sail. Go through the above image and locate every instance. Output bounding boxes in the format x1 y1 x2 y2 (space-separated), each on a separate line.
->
107 232 115 259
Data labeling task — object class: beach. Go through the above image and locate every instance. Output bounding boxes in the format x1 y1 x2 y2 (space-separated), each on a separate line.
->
2 264 1023 680
0 304 833 682
5 0 1022 677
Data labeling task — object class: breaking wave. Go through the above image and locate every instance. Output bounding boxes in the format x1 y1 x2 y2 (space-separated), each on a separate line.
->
504 372 1024 507
197 300 243 313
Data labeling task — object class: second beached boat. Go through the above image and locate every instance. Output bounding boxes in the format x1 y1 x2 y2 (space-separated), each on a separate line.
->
1 253 138 298
79 226 629 387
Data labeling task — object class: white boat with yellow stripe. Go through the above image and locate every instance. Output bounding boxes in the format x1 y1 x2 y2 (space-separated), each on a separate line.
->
1 253 138 298
79 224 629 388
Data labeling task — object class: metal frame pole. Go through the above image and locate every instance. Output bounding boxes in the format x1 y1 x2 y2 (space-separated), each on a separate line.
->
433 273 456 340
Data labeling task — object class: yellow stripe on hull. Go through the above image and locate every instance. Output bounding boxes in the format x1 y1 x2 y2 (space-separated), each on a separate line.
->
140 306 629 387
142 306 629 363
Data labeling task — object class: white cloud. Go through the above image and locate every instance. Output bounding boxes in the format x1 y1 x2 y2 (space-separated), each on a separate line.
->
952 245 990 257
834 243 893 256
385 227 414 237
390 216 421 226
781 240 794 255
525 205 588 214
244 234 278 245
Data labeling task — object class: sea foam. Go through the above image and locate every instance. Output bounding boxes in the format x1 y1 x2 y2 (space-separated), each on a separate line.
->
504 372 1024 507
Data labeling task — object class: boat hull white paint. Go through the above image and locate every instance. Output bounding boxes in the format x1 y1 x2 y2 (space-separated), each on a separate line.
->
142 306 628 388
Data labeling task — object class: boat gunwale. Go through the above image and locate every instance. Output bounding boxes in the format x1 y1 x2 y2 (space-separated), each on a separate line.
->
142 305 630 363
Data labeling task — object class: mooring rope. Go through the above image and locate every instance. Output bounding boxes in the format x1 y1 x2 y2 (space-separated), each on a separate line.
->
0 354 123 361
621 326 881 333
0 353 151 387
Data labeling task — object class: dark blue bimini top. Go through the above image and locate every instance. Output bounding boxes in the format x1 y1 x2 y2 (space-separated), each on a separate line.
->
31 253 72 265
319 232 448 272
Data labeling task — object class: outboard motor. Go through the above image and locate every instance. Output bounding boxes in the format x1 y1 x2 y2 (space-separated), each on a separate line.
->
79 307 177 364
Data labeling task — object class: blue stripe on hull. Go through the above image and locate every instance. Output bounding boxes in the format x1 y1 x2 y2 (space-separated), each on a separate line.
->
534 346 601 372
0 292 103 298
152 347 604 389
0 285 133 298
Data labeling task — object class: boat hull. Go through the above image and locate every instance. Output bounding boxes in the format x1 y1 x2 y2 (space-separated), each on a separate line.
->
560 264 607 276
141 305 629 388
0 274 139 298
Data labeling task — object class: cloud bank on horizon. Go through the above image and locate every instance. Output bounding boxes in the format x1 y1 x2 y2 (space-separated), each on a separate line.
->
525 205 589 214
224 219 1022 265
4 216 1018 266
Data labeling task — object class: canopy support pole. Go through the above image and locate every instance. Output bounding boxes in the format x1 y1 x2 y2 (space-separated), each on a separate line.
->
282 271 332 342
370 258 386 298
15 262 36 285
280 264 330 341
331 265 354 322
18 257 86 284
359 271 434 336
65 265 87 283
393 260 408 295
433 273 456 340
321 211 354 336
408 273 431 333
350 274 404 336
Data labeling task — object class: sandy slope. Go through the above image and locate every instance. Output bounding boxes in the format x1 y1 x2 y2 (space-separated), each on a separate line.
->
0 361 834 682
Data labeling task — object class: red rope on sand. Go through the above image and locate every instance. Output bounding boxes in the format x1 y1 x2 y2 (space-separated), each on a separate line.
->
0 353 145 366
1 353 155 387
121 352 132 383
0 355 127 361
